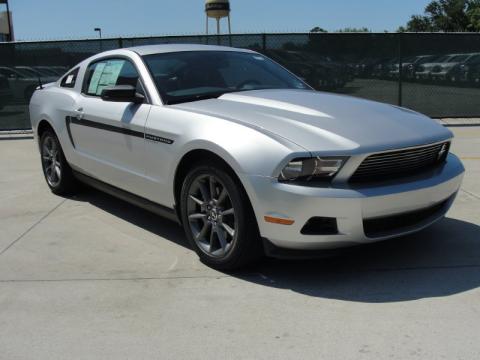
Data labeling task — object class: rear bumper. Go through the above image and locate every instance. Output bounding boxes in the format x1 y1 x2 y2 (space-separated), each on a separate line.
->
248 153 464 251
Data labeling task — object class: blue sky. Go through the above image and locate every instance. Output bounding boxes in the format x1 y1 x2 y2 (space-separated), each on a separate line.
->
6 0 432 40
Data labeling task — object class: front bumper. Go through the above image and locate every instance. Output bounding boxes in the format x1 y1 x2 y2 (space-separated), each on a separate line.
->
248 153 464 251
430 72 451 81
415 71 432 80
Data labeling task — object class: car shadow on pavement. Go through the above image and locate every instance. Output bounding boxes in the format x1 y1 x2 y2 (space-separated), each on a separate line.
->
70 190 189 250
0 135 34 141
70 189 480 303
242 217 480 303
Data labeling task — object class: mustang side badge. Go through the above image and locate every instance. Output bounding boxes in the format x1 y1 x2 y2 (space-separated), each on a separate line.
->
145 134 174 144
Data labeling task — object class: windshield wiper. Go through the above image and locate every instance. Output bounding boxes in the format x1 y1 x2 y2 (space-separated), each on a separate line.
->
166 92 228 105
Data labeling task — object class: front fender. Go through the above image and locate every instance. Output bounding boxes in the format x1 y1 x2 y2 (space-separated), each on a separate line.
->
145 105 306 208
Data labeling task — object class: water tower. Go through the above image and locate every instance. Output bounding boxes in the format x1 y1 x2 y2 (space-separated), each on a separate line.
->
205 0 231 35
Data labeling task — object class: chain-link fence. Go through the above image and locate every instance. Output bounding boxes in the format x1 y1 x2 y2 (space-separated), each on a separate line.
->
1 33 480 130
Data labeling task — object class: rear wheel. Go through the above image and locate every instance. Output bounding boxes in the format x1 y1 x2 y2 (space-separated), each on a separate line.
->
180 163 263 270
40 129 78 195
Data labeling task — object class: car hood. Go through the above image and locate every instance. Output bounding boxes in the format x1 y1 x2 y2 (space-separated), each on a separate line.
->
422 61 460 70
172 89 451 154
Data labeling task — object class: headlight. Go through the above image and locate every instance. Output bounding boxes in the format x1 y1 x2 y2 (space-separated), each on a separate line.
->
279 157 348 182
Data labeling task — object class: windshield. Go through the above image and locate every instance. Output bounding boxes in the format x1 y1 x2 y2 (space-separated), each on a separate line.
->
416 55 437 64
35 67 60 76
449 55 469 62
466 54 480 64
436 55 453 63
142 51 310 105
16 67 41 77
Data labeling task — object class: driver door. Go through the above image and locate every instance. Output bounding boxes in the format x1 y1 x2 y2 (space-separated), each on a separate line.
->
69 58 150 193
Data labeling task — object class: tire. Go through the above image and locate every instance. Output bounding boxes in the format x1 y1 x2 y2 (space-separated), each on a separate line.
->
180 162 263 270
40 129 78 195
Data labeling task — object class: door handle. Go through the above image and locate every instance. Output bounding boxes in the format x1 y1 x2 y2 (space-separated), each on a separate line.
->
74 107 84 120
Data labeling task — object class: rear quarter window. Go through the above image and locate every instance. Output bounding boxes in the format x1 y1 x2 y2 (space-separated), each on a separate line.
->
60 68 79 88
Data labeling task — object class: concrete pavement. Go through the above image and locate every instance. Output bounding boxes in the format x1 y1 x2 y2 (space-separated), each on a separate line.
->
0 127 479 359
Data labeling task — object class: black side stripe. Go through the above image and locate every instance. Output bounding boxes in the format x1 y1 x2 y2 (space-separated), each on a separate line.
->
68 116 144 138
65 116 174 146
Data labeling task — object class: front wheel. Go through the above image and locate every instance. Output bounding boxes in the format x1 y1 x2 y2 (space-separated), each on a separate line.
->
180 163 263 270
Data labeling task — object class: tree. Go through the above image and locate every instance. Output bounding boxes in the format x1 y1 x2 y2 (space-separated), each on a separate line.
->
399 15 435 32
310 27 327 33
467 4 480 29
399 0 480 32
336 27 371 32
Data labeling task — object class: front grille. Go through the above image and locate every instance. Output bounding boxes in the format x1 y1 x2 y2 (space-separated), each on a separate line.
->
350 142 450 183
363 198 450 238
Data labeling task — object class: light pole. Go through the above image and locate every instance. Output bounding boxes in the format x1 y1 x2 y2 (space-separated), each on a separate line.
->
94 27 102 39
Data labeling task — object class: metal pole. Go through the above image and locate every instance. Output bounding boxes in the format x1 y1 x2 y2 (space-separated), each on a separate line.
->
206 14 208 35
228 15 232 46
5 0 13 41
216 18 220 35
398 32 403 107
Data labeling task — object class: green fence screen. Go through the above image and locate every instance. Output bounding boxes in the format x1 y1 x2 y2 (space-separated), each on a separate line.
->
1 33 480 130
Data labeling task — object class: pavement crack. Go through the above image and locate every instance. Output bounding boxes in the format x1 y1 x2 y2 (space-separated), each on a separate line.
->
461 188 480 200
1 264 479 284
0 198 67 256
0 274 232 283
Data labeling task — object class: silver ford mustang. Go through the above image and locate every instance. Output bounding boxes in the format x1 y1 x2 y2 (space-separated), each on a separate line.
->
29 44 465 269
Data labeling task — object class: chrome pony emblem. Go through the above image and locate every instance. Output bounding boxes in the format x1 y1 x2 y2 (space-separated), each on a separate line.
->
437 143 448 161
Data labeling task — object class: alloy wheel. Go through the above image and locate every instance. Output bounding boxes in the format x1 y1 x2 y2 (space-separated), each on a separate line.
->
187 174 237 258
41 135 62 187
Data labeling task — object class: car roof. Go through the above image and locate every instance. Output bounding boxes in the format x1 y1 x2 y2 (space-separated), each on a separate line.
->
126 44 255 56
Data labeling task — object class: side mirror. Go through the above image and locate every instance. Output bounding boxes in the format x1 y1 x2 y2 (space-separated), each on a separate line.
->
101 85 144 104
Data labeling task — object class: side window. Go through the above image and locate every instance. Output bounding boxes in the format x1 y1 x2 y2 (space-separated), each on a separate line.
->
0 68 19 78
60 67 79 88
83 58 140 97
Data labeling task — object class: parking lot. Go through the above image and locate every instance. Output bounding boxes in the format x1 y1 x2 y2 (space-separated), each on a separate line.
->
0 125 479 359
337 79 480 117
2 78 480 132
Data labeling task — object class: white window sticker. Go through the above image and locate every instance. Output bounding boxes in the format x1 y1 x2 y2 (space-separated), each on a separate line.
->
87 62 106 95
65 74 74 84
253 56 265 61
95 60 124 95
